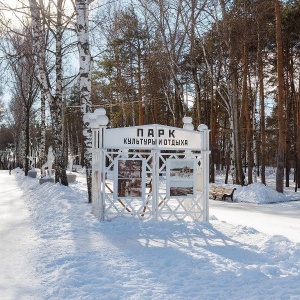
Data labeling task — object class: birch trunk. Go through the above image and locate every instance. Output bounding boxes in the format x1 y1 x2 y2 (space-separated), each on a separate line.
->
40 93 46 168
54 0 68 185
76 0 92 202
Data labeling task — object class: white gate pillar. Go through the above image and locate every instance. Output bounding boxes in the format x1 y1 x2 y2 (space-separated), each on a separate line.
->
152 149 160 220
198 124 210 221
85 108 109 220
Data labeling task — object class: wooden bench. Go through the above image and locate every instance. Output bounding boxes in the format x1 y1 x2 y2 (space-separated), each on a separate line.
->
209 185 236 201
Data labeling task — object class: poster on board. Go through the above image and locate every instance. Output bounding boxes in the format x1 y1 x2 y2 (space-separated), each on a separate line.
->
167 159 196 197
115 158 145 198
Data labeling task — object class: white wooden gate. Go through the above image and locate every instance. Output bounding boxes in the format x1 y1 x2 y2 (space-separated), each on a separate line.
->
87 109 210 222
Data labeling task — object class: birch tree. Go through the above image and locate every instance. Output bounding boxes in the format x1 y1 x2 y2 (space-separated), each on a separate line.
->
29 0 69 185
39 93 46 167
75 0 93 202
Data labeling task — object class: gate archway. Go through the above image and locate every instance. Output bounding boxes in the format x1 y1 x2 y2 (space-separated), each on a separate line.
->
87 109 210 222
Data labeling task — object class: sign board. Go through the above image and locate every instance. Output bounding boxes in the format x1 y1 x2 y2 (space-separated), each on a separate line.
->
166 159 196 198
103 124 201 150
114 158 146 199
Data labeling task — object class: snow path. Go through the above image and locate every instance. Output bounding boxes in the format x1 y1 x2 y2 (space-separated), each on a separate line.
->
0 171 44 299
210 199 300 243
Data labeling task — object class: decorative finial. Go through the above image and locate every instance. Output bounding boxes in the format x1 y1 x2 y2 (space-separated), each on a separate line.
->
182 116 194 130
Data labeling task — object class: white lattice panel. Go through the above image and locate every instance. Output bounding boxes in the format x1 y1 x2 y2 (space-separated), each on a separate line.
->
100 150 205 221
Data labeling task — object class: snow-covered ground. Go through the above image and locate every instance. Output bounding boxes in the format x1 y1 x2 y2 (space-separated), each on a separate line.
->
211 171 300 244
0 168 300 300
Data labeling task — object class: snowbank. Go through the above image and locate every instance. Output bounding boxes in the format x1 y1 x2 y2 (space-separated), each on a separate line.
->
235 183 289 204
